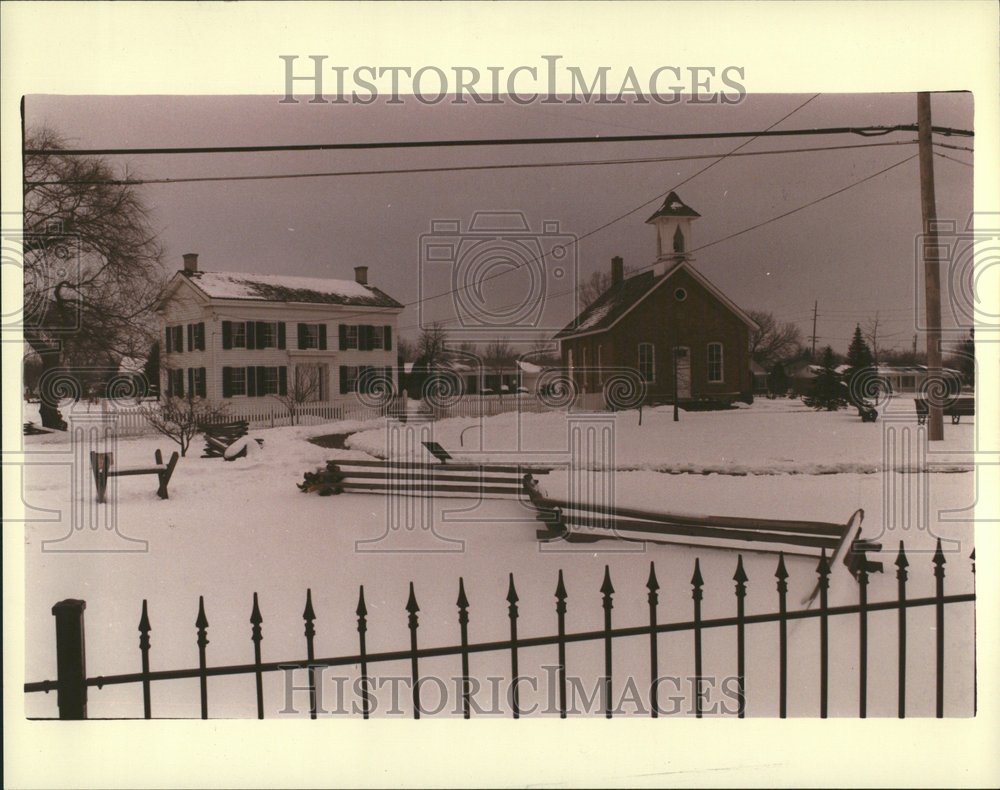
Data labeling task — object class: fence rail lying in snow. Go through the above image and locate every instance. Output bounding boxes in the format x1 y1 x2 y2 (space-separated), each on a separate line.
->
25 540 975 719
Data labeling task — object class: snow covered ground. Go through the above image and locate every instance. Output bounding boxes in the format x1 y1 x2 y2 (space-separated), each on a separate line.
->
19 398 977 718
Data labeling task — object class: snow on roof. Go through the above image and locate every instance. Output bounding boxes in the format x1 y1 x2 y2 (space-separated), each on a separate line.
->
517 359 542 374
185 271 403 308
645 191 701 222
118 356 146 373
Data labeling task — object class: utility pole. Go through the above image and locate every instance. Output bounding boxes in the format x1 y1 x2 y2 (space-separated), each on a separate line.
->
809 301 818 360
917 92 944 441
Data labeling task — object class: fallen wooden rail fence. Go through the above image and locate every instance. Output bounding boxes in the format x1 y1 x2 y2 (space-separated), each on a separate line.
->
523 476 860 560
299 458 552 499
24 543 975 719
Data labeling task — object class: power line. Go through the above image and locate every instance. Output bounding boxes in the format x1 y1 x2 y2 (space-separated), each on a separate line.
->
391 148 923 335
25 124 973 157
25 140 921 187
689 153 918 255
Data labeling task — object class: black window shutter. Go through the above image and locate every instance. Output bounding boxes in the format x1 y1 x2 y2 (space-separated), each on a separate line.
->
165 326 173 353
297 323 306 350
175 369 184 398
198 367 207 397
222 367 233 398
175 326 183 351
384 325 392 351
339 324 347 350
187 367 194 395
222 321 232 350
319 324 327 351
279 366 288 396
166 369 173 397
246 367 257 397
256 321 267 348
339 366 348 394
277 322 286 350
256 366 266 396
246 321 256 350
359 325 369 351
197 323 205 351
187 324 193 352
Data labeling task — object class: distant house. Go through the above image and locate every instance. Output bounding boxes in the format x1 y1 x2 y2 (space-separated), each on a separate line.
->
156 254 403 404
555 192 758 405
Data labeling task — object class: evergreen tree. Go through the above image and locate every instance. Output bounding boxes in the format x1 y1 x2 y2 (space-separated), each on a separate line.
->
844 325 875 409
804 346 847 411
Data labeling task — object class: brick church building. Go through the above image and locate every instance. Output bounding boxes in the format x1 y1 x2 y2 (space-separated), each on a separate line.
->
555 192 758 405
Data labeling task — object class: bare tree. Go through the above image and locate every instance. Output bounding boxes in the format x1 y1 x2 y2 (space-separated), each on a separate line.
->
862 312 882 363
140 388 230 457
272 365 322 425
578 270 611 310
747 310 803 368
527 336 560 366
483 336 514 395
417 321 449 368
23 127 166 429
395 335 416 363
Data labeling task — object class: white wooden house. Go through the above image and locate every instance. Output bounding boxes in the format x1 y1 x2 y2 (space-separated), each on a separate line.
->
156 254 403 405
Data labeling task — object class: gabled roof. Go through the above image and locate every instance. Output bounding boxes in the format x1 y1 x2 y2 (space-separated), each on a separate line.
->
555 260 759 340
645 191 701 223
163 270 403 309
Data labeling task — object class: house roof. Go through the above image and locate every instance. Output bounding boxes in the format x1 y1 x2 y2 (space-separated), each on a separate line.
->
555 260 758 340
645 191 701 223
168 270 403 308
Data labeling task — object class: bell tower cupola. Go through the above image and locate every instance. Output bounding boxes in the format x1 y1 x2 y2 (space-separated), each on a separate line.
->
645 191 700 276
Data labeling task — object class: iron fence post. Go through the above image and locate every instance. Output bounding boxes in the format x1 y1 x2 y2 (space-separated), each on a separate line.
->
52 599 88 720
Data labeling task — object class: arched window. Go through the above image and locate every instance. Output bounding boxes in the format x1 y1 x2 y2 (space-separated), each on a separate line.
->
638 342 655 382
673 225 685 254
707 343 724 383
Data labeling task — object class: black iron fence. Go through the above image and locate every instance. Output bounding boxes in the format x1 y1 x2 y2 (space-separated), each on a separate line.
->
25 539 975 719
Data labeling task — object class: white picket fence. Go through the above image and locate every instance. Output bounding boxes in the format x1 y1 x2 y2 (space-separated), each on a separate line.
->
65 393 586 438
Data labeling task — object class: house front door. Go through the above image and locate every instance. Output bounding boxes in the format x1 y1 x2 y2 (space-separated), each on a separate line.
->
674 347 691 400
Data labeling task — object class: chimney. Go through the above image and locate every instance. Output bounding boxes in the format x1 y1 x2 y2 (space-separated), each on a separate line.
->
354 266 369 285
611 256 624 286
182 253 199 274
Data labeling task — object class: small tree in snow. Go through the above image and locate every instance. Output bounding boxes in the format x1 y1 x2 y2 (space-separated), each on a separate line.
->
273 365 322 425
804 346 847 411
141 392 230 457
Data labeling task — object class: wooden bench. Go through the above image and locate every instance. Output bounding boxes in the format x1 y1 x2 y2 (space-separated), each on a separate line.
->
522 474 861 561
914 397 974 425
90 450 179 503
201 420 250 458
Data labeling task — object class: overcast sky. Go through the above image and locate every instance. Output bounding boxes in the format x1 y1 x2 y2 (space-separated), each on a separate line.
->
25 92 973 354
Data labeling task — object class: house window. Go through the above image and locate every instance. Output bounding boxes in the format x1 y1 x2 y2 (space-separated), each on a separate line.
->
370 325 384 350
707 343 724 383
638 343 655 382
231 323 246 348
229 367 247 396
298 323 327 350
344 325 359 350
258 322 279 349
262 366 279 395
341 365 359 394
